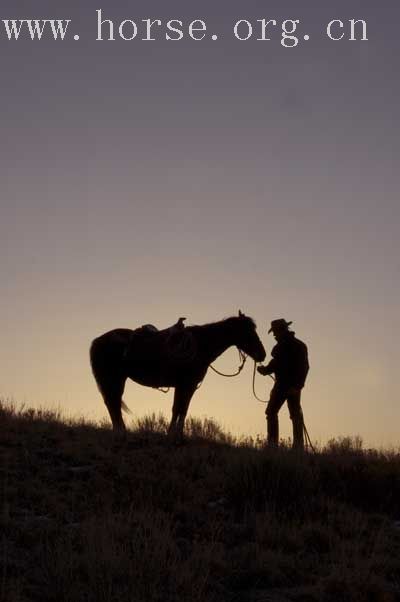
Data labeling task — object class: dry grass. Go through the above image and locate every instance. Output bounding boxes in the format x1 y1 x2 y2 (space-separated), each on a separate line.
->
1 400 400 602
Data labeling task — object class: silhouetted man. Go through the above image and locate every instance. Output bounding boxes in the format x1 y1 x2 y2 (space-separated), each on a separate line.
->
257 319 309 450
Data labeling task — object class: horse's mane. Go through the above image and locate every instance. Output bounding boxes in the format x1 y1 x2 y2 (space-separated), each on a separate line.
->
189 315 256 332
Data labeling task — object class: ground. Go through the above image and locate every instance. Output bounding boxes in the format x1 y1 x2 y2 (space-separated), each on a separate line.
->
1 402 400 601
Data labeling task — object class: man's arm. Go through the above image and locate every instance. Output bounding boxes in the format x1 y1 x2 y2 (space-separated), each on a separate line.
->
257 359 275 376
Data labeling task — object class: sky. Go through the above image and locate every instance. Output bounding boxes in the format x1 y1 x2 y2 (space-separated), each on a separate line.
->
1 0 399 447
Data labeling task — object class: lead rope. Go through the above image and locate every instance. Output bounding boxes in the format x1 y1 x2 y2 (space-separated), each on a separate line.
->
252 361 269 403
252 361 316 453
302 420 316 453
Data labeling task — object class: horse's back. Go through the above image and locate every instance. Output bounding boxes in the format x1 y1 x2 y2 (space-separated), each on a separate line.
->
92 328 134 343
90 326 161 366
91 327 154 351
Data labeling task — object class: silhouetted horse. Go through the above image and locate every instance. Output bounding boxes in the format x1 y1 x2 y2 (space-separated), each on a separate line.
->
90 311 266 438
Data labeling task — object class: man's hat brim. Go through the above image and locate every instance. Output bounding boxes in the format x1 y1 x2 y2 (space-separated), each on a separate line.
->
268 320 293 333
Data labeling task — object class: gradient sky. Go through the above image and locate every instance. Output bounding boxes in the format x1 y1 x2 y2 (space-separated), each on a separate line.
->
1 0 399 446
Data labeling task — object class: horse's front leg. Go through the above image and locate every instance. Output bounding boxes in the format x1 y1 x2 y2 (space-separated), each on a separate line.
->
168 382 197 442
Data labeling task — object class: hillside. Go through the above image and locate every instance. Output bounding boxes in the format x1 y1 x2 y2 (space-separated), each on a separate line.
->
1 401 400 602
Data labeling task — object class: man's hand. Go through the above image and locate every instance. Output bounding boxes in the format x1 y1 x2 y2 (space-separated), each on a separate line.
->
257 365 270 376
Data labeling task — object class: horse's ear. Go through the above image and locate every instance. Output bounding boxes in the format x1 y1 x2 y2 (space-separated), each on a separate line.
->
238 309 244 317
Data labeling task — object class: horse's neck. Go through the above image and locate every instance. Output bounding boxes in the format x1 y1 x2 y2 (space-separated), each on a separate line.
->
195 321 236 363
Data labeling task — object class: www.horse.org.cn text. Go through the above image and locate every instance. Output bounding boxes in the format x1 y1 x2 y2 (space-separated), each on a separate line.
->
1 12 369 48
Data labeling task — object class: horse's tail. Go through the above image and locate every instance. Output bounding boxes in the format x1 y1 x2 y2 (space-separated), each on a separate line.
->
89 337 104 393
90 335 132 412
121 400 132 415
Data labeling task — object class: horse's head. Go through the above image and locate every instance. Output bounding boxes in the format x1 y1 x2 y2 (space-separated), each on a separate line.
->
234 311 266 362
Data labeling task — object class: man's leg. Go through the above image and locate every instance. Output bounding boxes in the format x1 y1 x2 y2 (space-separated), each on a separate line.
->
265 385 286 447
287 391 304 450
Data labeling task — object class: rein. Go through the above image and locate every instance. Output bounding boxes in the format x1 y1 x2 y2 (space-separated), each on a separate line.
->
154 348 247 394
209 348 247 377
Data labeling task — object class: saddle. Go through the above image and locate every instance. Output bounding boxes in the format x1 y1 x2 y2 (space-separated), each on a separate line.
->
137 317 197 362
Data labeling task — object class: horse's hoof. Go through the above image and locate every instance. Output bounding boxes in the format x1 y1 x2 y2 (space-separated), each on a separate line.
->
175 436 186 447
166 430 185 446
112 428 127 441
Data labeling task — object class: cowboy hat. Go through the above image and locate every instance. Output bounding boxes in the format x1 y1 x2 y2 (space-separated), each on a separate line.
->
268 318 293 333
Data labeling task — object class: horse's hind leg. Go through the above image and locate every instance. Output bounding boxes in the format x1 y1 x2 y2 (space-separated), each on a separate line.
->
102 377 127 432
